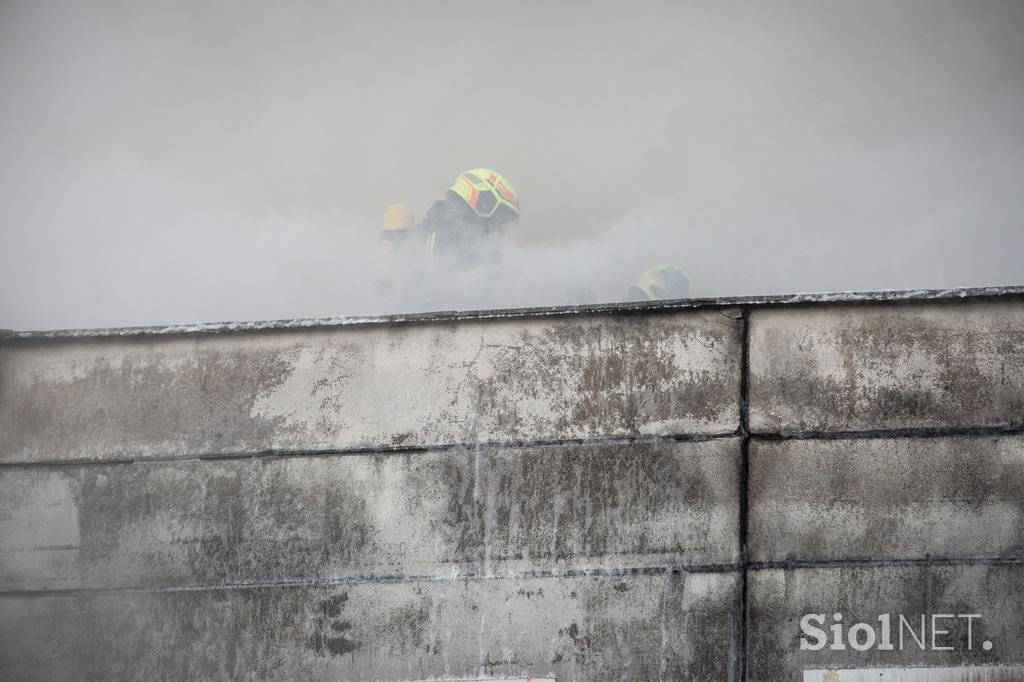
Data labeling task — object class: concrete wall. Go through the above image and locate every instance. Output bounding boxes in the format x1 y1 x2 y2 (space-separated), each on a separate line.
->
1 287 1022 681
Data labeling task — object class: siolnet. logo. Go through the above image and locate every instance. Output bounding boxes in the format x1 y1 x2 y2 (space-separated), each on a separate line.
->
800 613 993 652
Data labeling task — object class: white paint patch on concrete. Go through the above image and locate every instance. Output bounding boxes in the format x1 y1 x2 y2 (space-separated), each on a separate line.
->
0 473 80 587
0 473 79 549
413 678 556 681
804 666 1024 681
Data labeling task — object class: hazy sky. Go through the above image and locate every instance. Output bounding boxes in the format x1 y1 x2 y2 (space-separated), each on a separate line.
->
1 1 1022 330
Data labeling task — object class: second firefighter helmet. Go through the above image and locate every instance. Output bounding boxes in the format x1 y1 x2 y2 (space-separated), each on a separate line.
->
448 168 520 224
378 203 415 253
628 264 692 301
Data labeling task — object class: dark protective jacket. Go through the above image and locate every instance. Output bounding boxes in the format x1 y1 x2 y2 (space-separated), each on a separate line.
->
414 194 503 272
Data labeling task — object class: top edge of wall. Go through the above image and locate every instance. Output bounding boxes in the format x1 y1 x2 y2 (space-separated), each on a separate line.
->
4 285 1023 341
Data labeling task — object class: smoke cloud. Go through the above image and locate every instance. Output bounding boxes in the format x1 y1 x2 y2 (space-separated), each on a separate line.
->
1 1 1023 329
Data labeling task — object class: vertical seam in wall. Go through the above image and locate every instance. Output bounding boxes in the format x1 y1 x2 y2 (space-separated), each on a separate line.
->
738 308 751 681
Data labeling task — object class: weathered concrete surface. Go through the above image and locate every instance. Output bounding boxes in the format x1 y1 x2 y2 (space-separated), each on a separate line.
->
0 311 742 464
4 290 1024 679
748 564 1024 681
0 571 742 681
748 301 1024 433
749 435 1024 563
0 440 740 591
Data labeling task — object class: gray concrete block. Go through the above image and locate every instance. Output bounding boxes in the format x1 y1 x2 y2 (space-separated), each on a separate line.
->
0 571 742 681
0 439 741 591
748 301 1024 433
0 311 742 464
749 435 1024 562
748 564 1024 681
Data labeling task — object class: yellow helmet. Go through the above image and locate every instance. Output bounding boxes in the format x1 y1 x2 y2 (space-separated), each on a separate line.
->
380 203 414 232
449 168 520 223
379 203 414 253
629 265 692 300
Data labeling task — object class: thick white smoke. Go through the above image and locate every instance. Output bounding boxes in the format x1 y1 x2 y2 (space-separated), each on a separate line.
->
1 1 1023 329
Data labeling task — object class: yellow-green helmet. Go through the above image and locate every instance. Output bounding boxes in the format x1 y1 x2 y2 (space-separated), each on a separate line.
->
629 265 692 300
449 168 520 223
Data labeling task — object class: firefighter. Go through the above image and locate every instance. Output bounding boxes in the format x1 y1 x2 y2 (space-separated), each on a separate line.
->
378 203 415 254
563 285 598 306
627 264 693 301
374 203 416 301
399 168 520 309
415 168 520 272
